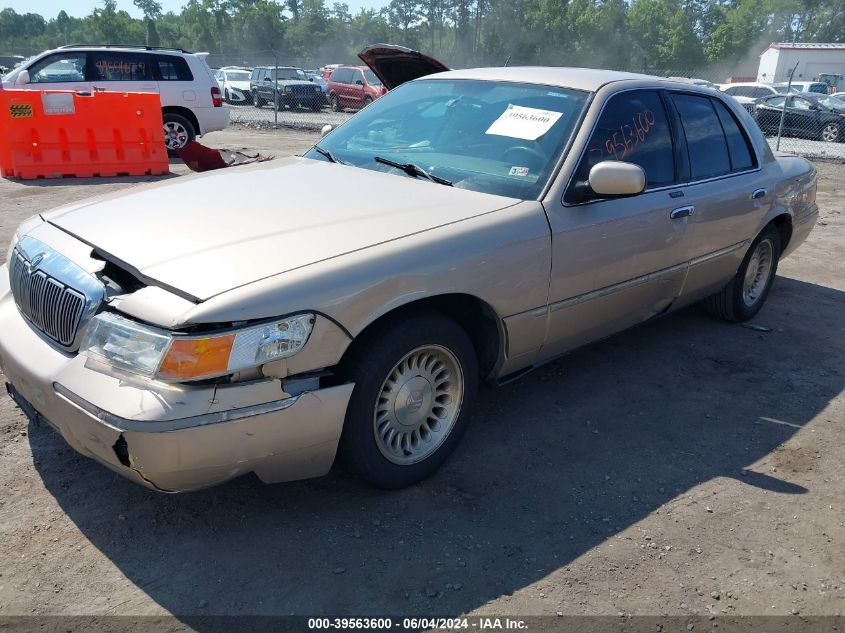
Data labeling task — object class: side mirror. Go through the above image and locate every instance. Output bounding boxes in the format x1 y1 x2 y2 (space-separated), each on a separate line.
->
320 124 333 138
588 161 646 197
17 69 30 85
264 77 272 82
355 79 364 86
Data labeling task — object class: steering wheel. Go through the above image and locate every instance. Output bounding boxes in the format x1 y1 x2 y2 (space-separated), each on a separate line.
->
502 145 547 168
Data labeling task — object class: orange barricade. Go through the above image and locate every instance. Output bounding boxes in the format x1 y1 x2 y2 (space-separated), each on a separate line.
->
0 89 169 179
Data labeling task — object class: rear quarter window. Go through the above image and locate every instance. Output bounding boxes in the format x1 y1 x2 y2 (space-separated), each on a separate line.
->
154 55 193 81
712 99 755 171
331 68 351 83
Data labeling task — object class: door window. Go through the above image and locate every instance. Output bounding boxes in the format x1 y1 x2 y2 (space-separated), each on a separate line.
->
351 69 364 85
671 94 731 180
567 89 675 202
91 52 151 81
765 96 786 108
791 97 813 110
27 53 86 83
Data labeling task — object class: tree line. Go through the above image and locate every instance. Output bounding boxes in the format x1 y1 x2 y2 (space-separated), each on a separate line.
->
0 0 843 74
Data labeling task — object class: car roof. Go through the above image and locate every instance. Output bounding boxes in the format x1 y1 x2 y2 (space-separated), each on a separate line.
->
50 45 195 57
419 66 695 92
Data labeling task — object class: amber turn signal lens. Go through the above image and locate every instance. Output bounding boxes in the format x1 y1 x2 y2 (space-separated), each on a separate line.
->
158 334 236 381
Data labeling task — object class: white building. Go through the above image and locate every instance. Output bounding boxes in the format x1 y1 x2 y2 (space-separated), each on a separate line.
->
757 43 845 85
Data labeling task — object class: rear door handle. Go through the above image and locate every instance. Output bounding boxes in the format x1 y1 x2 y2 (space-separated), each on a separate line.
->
752 188 767 200
670 205 695 219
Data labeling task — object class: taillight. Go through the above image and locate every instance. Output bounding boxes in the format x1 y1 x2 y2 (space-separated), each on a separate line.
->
381 86 387 96
211 86 222 107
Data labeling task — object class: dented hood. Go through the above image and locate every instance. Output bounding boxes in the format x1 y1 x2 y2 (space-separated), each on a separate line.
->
43 157 517 301
358 44 450 90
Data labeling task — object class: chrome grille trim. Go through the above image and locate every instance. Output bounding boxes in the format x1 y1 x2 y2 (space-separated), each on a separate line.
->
8 236 105 351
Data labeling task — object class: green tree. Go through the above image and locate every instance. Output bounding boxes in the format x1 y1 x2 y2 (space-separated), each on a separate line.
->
134 0 163 46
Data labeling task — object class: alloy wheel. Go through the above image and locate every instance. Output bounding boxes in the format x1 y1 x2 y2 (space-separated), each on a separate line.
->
373 345 464 466
163 121 189 150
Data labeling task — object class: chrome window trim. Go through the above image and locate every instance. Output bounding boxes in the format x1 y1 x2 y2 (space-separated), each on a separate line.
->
560 86 763 208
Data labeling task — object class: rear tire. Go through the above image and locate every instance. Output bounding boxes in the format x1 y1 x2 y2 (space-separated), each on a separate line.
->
330 94 342 112
704 224 781 322
338 313 478 489
820 122 842 143
162 112 195 155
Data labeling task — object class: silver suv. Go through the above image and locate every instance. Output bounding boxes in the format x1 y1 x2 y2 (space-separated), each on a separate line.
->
1 45 229 151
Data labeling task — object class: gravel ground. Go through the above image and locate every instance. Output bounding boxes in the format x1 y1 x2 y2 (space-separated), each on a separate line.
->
0 126 842 626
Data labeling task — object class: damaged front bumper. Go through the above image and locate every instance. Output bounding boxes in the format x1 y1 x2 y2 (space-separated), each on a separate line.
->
0 265 354 492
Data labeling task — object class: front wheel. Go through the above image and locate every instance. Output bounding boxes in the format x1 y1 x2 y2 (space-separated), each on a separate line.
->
338 313 478 489
253 91 261 108
704 224 781 322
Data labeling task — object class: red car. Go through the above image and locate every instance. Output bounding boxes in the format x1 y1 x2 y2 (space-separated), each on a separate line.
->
326 65 387 111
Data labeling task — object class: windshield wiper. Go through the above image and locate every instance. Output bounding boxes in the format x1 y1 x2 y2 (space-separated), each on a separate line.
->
374 156 452 186
314 145 347 165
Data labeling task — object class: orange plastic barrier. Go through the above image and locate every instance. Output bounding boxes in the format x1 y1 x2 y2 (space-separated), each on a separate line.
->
0 89 168 179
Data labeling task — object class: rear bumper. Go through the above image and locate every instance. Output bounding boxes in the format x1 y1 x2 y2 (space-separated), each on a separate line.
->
194 106 230 135
0 265 353 492
783 204 819 258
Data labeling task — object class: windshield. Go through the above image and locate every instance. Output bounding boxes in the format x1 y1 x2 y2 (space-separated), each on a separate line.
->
226 71 250 81
364 69 382 86
305 79 590 199
817 95 845 109
273 68 306 81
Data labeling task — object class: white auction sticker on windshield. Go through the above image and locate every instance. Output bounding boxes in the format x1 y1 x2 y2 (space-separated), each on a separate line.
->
486 104 563 140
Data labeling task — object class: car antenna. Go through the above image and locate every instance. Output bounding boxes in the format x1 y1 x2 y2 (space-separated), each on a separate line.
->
504 54 511 67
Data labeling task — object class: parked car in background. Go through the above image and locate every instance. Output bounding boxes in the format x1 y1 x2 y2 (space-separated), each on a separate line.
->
215 66 253 104
322 64 341 81
754 92 845 142
832 91 845 99
0 45 228 151
326 66 386 111
250 65 323 110
773 81 830 94
305 71 329 105
0 63 818 493
719 82 789 114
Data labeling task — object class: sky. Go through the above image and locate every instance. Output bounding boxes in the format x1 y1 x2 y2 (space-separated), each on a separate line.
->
1 0 388 19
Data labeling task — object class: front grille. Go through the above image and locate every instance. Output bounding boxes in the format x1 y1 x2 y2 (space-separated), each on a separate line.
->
9 248 87 347
743 103 757 116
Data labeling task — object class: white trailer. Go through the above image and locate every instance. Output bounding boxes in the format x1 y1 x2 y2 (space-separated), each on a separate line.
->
757 43 845 88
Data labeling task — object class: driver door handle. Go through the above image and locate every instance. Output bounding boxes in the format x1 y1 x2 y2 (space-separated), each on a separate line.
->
670 205 695 219
752 188 767 200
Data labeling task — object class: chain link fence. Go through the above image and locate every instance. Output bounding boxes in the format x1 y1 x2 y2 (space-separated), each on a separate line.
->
211 57 845 161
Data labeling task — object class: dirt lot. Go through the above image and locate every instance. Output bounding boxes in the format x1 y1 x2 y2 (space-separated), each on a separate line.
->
0 127 842 627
